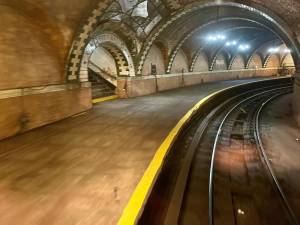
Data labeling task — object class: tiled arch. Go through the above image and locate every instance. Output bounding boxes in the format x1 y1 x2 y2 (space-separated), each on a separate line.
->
66 0 113 82
136 2 299 75
228 54 246 70
79 32 135 82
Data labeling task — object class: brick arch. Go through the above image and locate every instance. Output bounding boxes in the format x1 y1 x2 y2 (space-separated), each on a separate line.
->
136 2 300 75
142 43 166 75
245 39 277 69
189 26 263 72
210 50 230 71
79 32 135 82
168 24 266 73
66 0 113 81
153 40 169 72
263 53 281 68
190 49 207 72
281 53 295 67
247 53 263 69
170 48 189 73
228 54 246 70
102 44 130 77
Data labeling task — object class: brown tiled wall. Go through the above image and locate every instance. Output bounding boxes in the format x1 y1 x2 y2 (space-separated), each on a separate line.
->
0 1 96 139
0 87 91 140
0 1 96 89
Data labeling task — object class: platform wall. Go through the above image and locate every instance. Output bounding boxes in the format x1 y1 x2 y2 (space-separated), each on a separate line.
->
0 2 97 141
118 68 279 98
0 84 92 140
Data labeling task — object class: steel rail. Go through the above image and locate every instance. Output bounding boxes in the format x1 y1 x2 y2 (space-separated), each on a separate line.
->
254 92 299 225
208 85 292 225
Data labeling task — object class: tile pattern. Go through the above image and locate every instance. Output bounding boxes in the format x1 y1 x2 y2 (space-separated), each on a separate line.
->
78 32 135 81
245 54 255 69
166 22 216 73
164 0 182 11
189 48 206 72
65 1 300 80
104 45 130 76
263 53 272 68
136 9 192 75
67 0 113 81
228 55 238 70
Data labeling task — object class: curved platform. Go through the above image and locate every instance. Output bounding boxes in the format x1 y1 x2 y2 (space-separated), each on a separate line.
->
0 79 268 225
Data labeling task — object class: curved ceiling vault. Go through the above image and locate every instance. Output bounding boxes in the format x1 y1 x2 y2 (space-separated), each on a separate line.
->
135 2 300 75
67 1 300 79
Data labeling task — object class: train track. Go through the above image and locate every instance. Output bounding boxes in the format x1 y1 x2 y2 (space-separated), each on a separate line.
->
138 82 297 225
208 87 298 225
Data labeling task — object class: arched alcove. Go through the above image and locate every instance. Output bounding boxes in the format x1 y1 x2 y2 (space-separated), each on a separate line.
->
142 44 166 75
170 49 189 73
266 54 280 68
231 55 245 70
248 54 263 69
193 52 209 72
212 53 227 71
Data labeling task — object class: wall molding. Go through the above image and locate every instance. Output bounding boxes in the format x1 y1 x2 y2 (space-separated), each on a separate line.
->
0 83 90 100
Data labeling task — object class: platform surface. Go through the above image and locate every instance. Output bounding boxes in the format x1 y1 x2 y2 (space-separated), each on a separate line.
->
0 79 263 225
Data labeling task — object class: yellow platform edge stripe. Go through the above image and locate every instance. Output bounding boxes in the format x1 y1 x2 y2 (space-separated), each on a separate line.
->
92 95 118 104
117 77 286 225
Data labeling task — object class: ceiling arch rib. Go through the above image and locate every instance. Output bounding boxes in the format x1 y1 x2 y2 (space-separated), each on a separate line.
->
207 29 275 70
189 27 272 72
228 54 246 70
79 32 135 83
209 49 231 71
186 26 277 72
210 50 230 71
136 2 300 75
165 17 278 73
245 39 280 69
281 53 291 66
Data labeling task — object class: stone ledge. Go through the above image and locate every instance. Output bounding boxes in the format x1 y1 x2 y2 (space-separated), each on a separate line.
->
0 82 91 100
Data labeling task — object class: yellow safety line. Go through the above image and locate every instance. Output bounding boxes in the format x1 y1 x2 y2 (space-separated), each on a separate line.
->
117 77 286 225
92 95 118 104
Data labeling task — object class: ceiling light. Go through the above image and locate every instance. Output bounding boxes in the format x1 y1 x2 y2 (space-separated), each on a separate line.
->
207 34 226 41
217 34 226 40
238 44 250 51
268 47 279 53
225 41 238 47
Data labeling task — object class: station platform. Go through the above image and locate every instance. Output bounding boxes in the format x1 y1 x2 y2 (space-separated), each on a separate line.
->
0 79 264 225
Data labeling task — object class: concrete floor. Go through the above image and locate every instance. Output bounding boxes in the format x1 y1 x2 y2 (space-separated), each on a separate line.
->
0 79 263 225
260 94 300 222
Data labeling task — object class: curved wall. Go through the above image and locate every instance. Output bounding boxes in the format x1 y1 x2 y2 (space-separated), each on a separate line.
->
171 49 189 73
142 45 166 75
282 53 294 67
0 1 94 140
248 54 263 69
213 54 227 71
0 6 63 90
193 53 209 72
231 55 245 70
266 55 280 68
